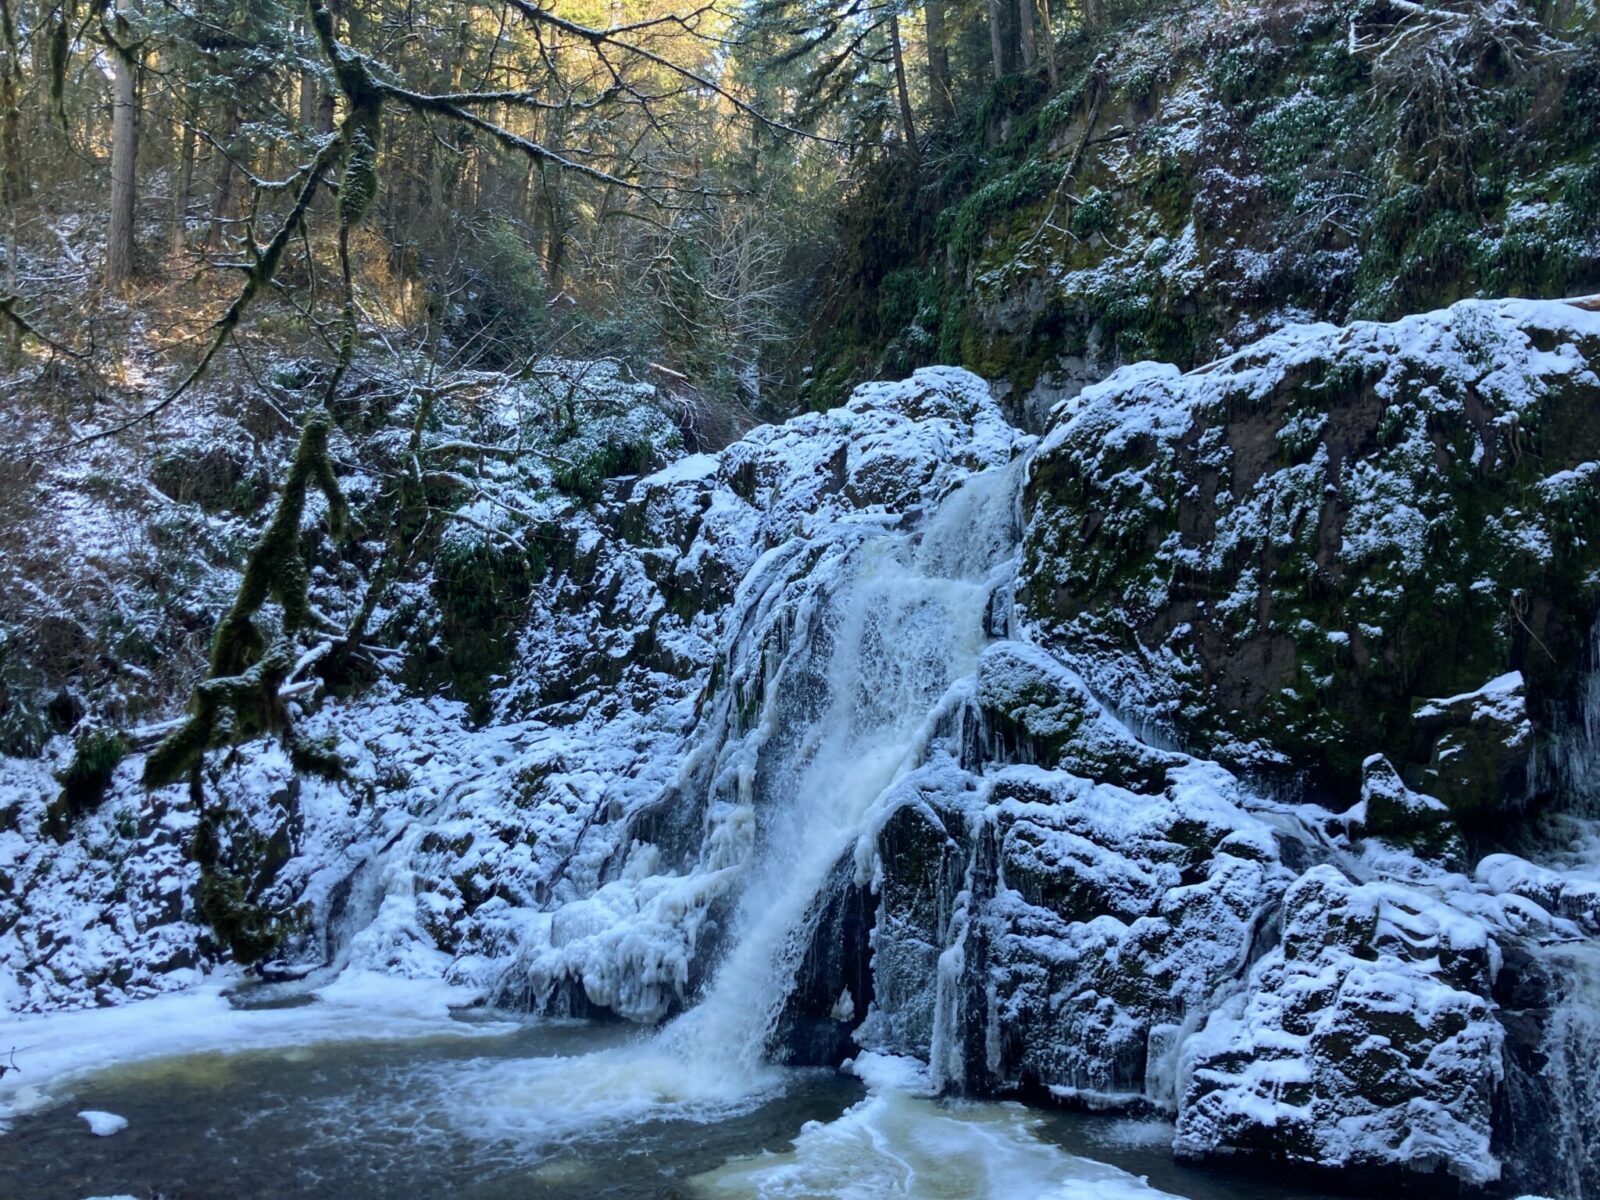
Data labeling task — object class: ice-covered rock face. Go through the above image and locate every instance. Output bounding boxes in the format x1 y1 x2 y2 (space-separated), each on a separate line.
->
9 305 1600 1195
1177 865 1506 1185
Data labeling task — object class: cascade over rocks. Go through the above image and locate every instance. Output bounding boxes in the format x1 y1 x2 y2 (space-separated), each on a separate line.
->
6 300 1600 1194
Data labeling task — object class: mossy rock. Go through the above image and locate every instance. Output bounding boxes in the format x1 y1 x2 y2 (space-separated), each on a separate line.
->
1020 299 1600 809
975 641 1181 792
1359 754 1467 867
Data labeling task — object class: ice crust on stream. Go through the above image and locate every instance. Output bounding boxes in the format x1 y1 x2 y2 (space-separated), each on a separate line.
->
692 1052 1181 1200
6 302 1600 1196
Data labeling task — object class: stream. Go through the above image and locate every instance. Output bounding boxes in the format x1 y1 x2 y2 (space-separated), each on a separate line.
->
0 991 1355 1200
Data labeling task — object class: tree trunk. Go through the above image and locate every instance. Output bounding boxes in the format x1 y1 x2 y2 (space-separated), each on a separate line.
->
889 14 918 158
105 24 140 287
543 170 566 295
299 71 317 129
925 0 954 122
0 0 26 206
1 0 15 360
1039 0 1058 89
987 0 1008 80
315 4 339 133
1018 0 1037 71
173 115 196 253
1084 0 1102 31
209 102 241 249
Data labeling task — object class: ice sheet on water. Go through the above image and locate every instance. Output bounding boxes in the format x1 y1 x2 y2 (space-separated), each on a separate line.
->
0 972 515 1130
691 1059 1180 1200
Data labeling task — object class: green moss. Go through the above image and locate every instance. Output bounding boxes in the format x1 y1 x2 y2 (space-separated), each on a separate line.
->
1022 304 1600 802
190 811 302 966
1069 188 1115 238
1209 38 1276 107
46 728 128 839
939 158 1064 261
794 1 1599 413
413 530 548 720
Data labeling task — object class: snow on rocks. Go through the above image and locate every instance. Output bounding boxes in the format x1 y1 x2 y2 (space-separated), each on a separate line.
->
1020 296 1600 802
1176 865 1505 1186
0 753 205 1012
0 365 1026 1021
6 323 1600 1196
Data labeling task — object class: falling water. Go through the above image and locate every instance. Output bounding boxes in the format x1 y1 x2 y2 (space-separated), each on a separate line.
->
1523 947 1600 1200
437 461 1028 1131
1531 611 1600 811
664 460 1025 1069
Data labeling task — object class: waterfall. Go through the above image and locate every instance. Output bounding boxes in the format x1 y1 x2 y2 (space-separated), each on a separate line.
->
1531 942 1600 1199
663 459 1025 1069
1531 610 1600 811
429 461 1027 1133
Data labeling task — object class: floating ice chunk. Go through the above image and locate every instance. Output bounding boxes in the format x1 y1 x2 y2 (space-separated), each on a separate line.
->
77 1110 128 1136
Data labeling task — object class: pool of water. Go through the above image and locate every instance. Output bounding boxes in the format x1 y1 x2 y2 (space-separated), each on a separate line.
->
0 1002 1356 1200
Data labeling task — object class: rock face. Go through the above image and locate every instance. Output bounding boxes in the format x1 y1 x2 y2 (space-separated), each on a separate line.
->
818 0 1600 410
6 301 1600 1195
1021 298 1600 809
1176 865 1505 1185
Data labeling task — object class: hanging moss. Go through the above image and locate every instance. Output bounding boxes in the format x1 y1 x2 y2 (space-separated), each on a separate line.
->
307 0 384 232
189 812 304 966
144 642 296 788
143 402 346 792
210 407 344 680
339 90 383 229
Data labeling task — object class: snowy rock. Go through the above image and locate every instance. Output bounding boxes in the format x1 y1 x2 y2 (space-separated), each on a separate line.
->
972 642 1182 789
1021 297 1600 806
6 311 1600 1197
1409 672 1534 818
1176 866 1505 1186
1356 754 1464 867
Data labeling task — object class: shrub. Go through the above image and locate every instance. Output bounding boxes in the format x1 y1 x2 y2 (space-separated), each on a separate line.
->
46 727 128 839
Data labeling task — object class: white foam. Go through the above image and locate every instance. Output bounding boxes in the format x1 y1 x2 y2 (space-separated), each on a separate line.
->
844 1050 934 1095
414 1042 786 1148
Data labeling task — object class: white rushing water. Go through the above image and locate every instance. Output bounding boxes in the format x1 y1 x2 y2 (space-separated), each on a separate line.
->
1538 940 1600 1200
665 462 1020 1067
433 462 1029 1141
